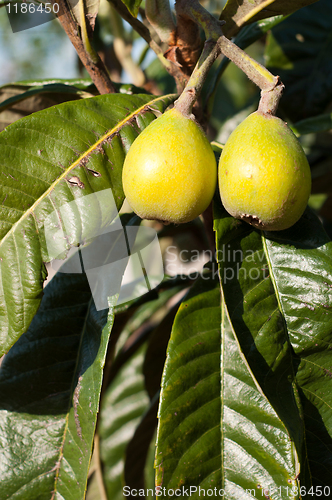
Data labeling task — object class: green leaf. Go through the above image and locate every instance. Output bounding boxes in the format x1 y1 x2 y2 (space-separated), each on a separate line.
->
143 303 180 399
1 79 96 89
124 392 159 492
0 80 148 130
0 82 91 132
234 15 287 49
0 92 175 357
0 270 116 499
0 83 94 113
99 344 150 500
291 113 332 137
214 205 311 491
155 261 304 497
221 0 319 38
155 265 222 493
0 79 97 93
263 208 332 489
265 0 332 122
120 0 142 17
109 285 183 381
220 302 300 498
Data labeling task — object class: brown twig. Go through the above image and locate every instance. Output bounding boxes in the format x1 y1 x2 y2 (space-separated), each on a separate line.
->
51 0 117 94
108 0 203 93
174 0 283 118
169 2 202 74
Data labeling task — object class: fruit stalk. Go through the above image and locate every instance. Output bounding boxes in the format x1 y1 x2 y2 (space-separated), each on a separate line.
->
258 83 285 115
175 38 220 117
174 0 283 116
218 36 278 92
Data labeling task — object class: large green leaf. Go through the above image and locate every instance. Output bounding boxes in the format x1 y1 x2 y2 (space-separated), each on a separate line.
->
0 80 96 131
155 265 222 494
221 0 319 38
0 79 148 131
0 92 176 357
215 203 332 491
265 0 332 122
220 303 300 498
155 262 304 497
0 270 116 500
214 206 310 490
99 344 150 500
263 208 332 490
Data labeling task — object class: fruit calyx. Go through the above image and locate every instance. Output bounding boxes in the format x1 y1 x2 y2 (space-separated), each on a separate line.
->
240 214 264 228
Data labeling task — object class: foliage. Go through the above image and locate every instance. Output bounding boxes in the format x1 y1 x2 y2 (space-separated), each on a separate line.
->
0 0 332 499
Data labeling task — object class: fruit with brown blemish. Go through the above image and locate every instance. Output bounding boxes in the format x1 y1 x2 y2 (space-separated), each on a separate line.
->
218 111 311 231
